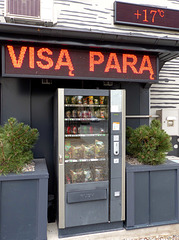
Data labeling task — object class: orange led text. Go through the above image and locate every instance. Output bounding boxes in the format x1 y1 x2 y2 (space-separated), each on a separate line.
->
89 51 155 80
7 45 74 77
6 45 156 80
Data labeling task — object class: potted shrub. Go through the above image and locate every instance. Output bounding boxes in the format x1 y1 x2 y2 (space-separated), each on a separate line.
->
0 117 39 174
0 118 49 240
126 119 172 165
125 120 179 229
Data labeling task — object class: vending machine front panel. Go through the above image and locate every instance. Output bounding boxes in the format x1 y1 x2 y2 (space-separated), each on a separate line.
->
57 89 110 228
110 90 126 222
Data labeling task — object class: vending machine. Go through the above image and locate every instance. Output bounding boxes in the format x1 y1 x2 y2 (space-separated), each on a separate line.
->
54 88 125 236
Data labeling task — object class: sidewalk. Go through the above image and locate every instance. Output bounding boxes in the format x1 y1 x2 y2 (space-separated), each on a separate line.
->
47 222 179 240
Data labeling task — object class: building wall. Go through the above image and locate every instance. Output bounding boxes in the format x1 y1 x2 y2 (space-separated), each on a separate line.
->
53 0 179 41
0 0 4 20
150 57 179 116
1 0 179 133
0 0 179 216
0 0 179 40
150 57 179 155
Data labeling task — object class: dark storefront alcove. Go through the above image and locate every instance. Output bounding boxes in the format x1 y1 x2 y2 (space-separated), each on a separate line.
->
0 75 150 222
0 24 178 222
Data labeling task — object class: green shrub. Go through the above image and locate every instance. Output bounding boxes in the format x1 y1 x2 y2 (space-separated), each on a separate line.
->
0 117 39 174
127 119 172 165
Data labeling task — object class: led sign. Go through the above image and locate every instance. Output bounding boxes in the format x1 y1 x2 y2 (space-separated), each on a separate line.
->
2 45 158 82
115 1 179 30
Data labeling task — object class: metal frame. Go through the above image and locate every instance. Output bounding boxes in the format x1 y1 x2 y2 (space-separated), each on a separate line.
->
1 45 159 84
57 89 65 229
121 90 126 221
109 89 126 222
64 88 109 96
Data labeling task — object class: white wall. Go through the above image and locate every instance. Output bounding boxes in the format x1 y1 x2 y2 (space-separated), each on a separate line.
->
53 0 179 40
150 57 179 116
0 1 179 40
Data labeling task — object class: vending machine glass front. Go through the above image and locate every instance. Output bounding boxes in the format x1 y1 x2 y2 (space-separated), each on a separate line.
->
64 94 109 185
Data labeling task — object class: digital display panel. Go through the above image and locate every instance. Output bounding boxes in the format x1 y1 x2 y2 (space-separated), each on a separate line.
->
2 44 158 82
115 1 179 30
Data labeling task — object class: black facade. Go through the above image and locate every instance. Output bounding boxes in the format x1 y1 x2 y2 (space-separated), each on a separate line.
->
0 76 150 199
0 23 178 222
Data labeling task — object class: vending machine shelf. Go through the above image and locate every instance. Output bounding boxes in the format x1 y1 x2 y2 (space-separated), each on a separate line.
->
65 118 107 121
65 158 106 163
65 133 107 138
65 104 107 108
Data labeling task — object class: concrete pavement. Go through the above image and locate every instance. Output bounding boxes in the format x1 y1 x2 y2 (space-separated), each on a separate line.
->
47 222 179 240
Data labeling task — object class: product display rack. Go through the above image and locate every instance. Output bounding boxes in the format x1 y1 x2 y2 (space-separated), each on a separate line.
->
64 94 109 185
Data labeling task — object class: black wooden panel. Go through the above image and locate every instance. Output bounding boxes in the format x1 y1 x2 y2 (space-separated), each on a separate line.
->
150 170 177 223
1 180 37 240
140 86 149 126
134 172 149 225
31 80 56 193
0 78 30 125
121 82 149 129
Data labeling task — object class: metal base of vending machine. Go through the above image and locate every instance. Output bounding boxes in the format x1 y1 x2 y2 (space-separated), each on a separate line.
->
58 221 123 238
65 181 108 228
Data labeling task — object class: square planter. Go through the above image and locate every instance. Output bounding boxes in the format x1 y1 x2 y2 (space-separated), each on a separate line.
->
0 158 49 240
125 160 179 229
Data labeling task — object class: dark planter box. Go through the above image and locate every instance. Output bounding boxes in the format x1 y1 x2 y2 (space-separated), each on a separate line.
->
125 160 179 229
0 159 49 240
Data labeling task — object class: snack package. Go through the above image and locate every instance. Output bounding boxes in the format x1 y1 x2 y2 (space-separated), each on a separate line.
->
77 96 83 104
83 97 88 104
65 141 72 159
83 144 95 159
94 110 100 118
84 168 92 182
82 126 88 134
70 169 84 183
66 126 71 134
66 110 71 118
100 96 105 105
88 110 92 118
94 98 99 105
71 96 77 104
89 96 94 105
89 126 93 134
82 110 88 118
71 145 83 159
95 140 105 158
77 110 82 118
95 167 103 181
65 96 70 104
100 110 105 119
66 175 71 184
72 126 78 134
72 110 77 118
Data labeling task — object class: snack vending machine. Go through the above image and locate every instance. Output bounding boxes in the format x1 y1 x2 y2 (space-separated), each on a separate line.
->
54 88 125 234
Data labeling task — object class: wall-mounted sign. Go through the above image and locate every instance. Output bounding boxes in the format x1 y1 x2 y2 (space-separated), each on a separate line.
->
2 44 158 82
115 1 179 31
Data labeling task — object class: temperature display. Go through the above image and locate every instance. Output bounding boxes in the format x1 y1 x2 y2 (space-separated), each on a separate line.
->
115 2 179 31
